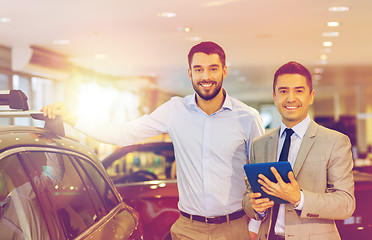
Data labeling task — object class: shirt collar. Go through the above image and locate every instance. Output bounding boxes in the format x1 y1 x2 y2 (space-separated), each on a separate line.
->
186 89 232 111
221 89 232 110
280 115 311 139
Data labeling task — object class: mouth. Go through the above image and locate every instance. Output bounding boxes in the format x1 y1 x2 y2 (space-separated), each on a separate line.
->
199 82 215 88
284 106 299 110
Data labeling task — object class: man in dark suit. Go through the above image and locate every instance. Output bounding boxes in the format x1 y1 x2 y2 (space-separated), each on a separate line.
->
243 61 355 240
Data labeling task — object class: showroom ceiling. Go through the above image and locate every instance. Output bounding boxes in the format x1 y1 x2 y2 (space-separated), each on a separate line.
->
1 0 371 101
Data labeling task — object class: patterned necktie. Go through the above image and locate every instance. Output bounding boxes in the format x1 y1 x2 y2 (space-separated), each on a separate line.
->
268 128 294 239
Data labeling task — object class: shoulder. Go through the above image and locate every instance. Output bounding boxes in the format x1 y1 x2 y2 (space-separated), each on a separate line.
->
155 95 197 112
169 95 186 102
310 121 351 144
312 121 348 137
253 128 278 143
160 95 190 107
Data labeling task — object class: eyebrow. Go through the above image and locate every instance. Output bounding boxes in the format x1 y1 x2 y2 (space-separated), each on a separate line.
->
277 86 306 91
192 64 220 69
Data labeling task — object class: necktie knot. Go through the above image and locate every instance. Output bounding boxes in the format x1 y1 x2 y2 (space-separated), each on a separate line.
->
284 128 294 139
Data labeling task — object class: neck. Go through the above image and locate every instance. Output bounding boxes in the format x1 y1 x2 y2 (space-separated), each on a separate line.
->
196 89 226 115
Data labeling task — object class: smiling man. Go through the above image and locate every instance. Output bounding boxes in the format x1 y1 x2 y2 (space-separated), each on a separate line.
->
188 43 227 115
42 41 265 239
242 61 355 240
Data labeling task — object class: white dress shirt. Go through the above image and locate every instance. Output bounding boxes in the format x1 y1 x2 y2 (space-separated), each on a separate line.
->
75 91 264 217
274 115 310 235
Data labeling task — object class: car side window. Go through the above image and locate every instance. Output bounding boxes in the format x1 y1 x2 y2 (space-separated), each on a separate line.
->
23 151 102 239
75 156 119 213
0 153 51 240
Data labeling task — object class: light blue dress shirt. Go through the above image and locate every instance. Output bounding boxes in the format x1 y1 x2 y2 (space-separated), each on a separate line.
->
76 91 264 217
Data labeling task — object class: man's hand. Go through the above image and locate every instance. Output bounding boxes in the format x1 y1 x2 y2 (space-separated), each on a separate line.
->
258 167 301 204
40 101 77 126
249 192 274 213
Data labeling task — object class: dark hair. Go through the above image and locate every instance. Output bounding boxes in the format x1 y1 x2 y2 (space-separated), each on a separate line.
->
273 61 313 93
188 41 226 68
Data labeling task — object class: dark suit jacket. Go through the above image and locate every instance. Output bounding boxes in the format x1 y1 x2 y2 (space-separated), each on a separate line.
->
243 120 355 240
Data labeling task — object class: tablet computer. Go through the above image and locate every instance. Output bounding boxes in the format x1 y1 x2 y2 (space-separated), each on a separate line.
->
244 162 294 204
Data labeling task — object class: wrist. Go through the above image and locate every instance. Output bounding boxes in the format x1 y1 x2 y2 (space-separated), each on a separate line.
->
291 190 302 208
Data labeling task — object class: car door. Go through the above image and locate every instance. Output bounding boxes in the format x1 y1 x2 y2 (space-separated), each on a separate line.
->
0 148 140 240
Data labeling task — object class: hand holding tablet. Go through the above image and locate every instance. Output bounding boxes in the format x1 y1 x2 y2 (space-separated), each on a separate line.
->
244 162 294 204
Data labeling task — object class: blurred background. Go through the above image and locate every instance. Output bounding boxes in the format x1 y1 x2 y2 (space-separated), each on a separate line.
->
0 0 371 163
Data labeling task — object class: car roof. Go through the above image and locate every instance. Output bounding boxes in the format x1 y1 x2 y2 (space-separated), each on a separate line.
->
0 125 97 161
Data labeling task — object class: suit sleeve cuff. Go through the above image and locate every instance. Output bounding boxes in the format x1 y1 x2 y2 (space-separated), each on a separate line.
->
293 190 304 210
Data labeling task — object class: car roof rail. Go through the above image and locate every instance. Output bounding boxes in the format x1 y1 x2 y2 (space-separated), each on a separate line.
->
0 90 29 111
0 90 65 137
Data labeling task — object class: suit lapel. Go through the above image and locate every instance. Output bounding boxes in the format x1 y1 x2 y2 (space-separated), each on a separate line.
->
293 120 317 176
267 128 280 163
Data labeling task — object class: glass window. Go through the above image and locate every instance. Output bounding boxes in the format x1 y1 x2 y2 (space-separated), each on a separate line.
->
23 151 100 239
31 77 54 111
76 157 119 213
0 153 51 239
0 72 9 90
31 77 64 127
0 73 10 125
31 77 54 127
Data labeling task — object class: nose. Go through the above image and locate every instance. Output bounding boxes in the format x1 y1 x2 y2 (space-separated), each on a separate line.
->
287 91 296 101
202 70 211 80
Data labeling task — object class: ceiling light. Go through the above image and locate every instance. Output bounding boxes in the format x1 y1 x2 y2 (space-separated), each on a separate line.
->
177 26 192 33
327 22 340 27
328 6 350 12
53 40 70 45
323 41 333 47
157 12 177 18
1 17 11 23
322 32 339 37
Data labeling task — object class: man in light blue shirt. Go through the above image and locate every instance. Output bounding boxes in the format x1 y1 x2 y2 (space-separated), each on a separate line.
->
42 41 264 239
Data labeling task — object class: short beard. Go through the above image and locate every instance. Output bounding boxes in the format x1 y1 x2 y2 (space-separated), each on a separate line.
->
192 75 223 101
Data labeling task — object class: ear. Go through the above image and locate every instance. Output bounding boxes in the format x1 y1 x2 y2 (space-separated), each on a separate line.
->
188 68 192 79
222 65 227 78
309 90 315 105
272 92 278 105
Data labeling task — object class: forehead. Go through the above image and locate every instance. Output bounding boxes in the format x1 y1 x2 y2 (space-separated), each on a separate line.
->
275 74 309 89
190 52 222 67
